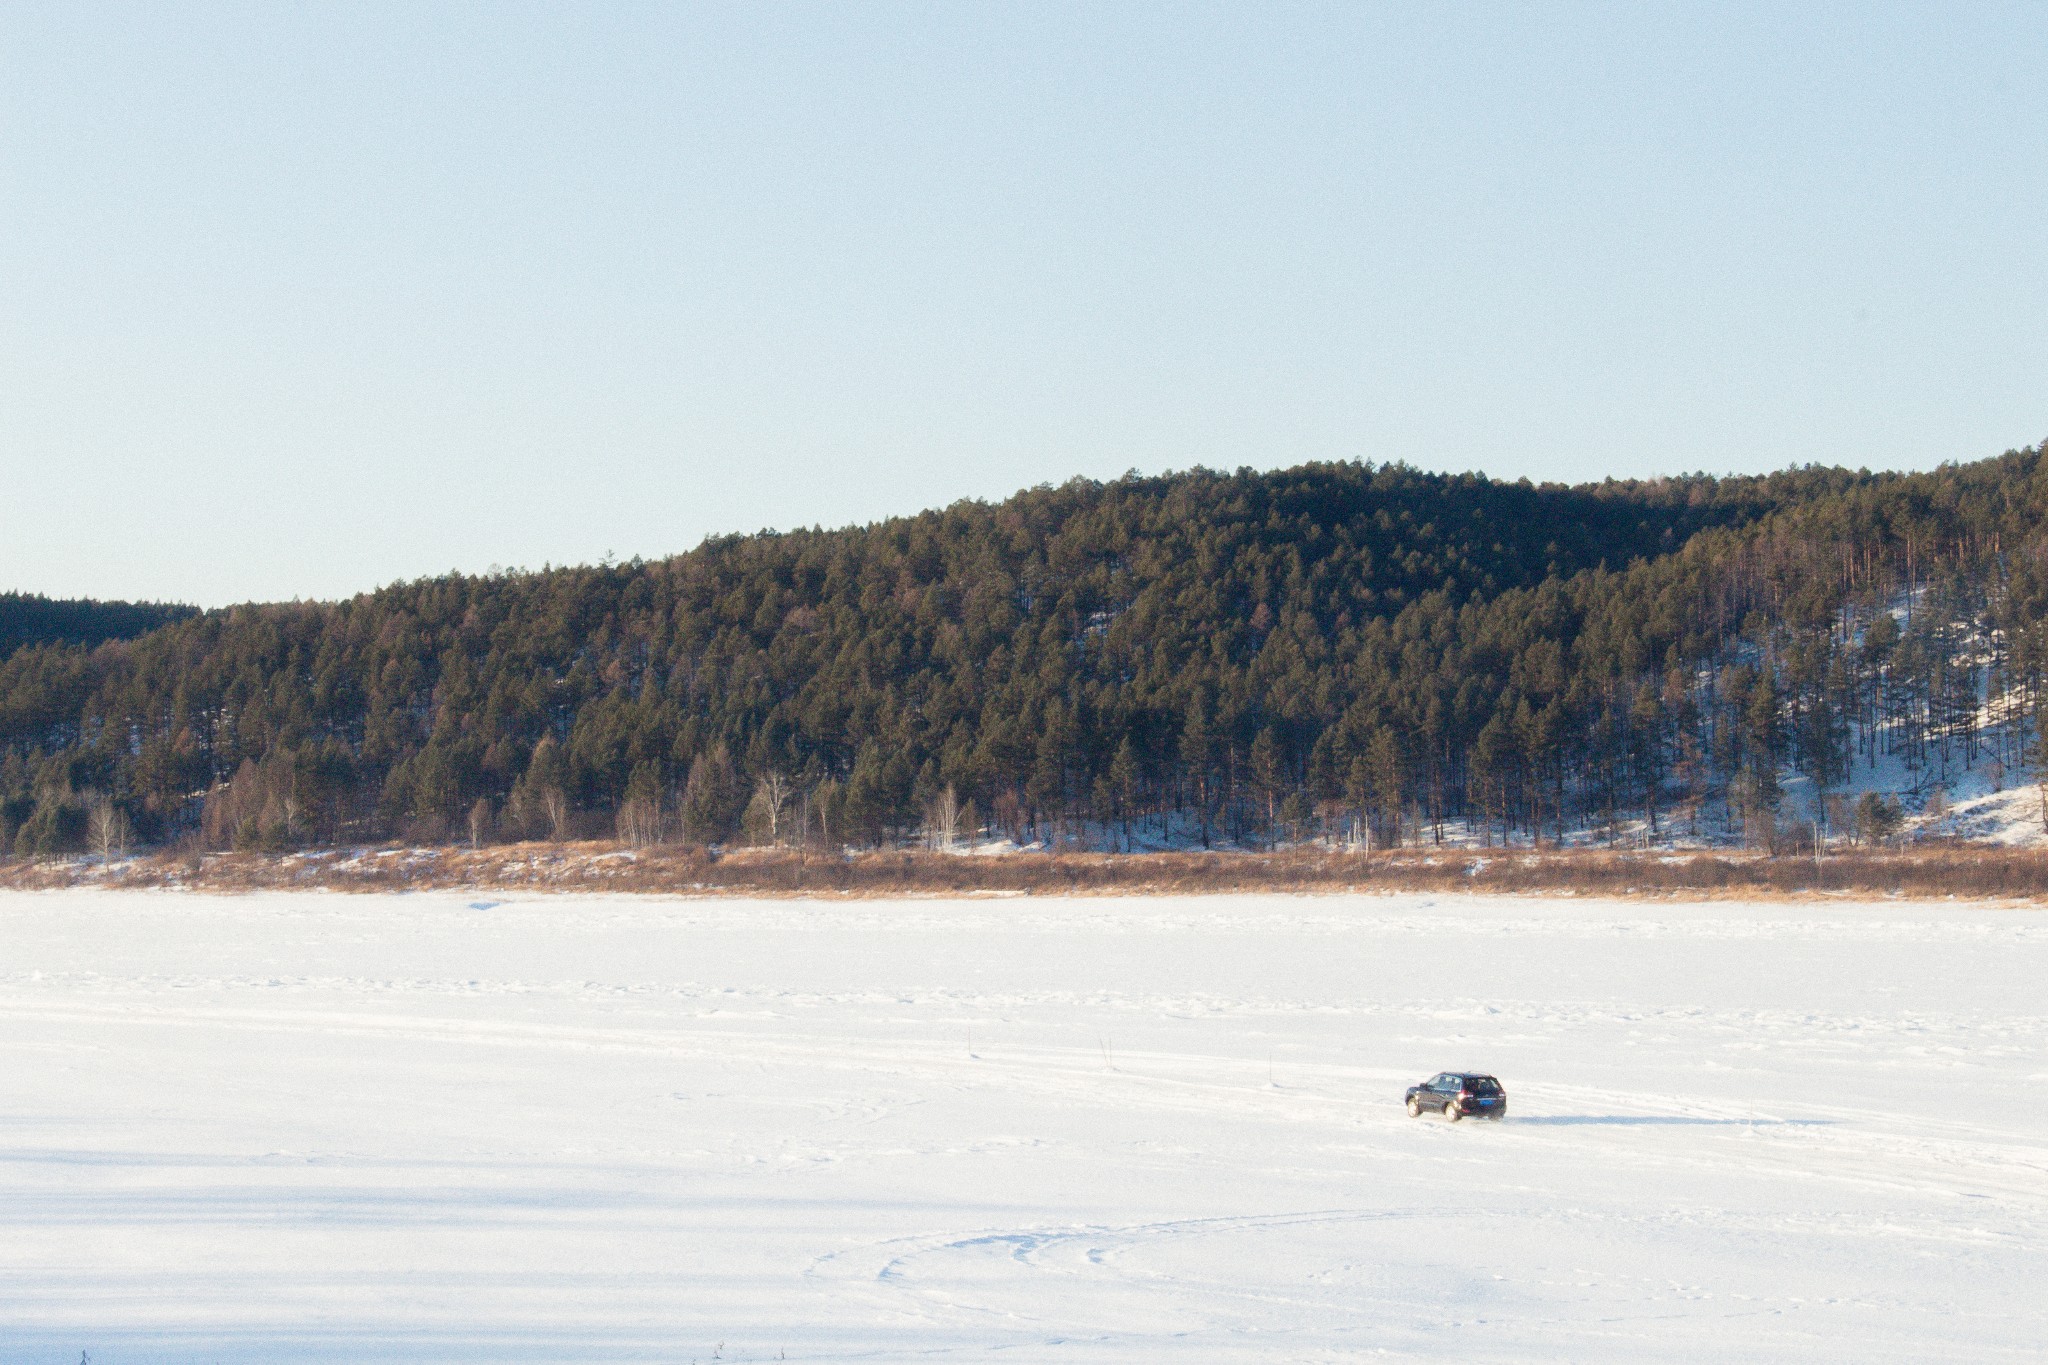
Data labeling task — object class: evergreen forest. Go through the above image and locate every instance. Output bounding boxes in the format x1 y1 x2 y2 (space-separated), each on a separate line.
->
0 592 195 661
6 450 2048 858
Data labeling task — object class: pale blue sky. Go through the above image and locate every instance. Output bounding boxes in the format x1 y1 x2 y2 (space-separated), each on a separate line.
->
5 3 2045 606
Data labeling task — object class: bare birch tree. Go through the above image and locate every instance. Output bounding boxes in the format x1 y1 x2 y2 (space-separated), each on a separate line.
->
928 783 962 851
541 787 569 843
749 770 791 845
617 795 663 848
88 795 131 864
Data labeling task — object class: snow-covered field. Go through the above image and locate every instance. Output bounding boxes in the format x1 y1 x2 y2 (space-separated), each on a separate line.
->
2 890 2042 1363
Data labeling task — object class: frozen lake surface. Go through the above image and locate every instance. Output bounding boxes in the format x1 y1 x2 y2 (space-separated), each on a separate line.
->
1 889 2043 1362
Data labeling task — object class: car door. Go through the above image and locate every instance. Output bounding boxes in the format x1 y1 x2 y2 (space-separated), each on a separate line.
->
1428 1074 1454 1112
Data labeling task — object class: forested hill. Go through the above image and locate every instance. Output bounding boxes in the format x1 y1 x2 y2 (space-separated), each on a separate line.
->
0 593 196 661
4 452 2046 856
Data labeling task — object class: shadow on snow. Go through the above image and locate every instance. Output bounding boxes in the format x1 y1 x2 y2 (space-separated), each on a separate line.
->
1513 1115 1833 1127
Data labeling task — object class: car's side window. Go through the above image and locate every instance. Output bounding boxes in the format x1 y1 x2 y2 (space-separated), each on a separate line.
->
1430 1075 1448 1090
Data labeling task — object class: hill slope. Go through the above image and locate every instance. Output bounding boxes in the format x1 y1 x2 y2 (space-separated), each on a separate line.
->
0 592 195 661
3 452 2045 854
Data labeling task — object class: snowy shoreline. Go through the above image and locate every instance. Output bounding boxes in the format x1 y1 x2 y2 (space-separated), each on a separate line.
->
8 840 2048 904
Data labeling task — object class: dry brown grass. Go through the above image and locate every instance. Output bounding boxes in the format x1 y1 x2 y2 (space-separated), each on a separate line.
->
4 840 2048 902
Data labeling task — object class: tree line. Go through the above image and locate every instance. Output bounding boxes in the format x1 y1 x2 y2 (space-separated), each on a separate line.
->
5 452 2047 858
0 591 195 661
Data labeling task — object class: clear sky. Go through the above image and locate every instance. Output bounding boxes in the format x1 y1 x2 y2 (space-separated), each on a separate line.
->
4 3 2045 607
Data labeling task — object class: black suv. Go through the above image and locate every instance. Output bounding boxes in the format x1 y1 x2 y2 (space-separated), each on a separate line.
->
1405 1072 1506 1121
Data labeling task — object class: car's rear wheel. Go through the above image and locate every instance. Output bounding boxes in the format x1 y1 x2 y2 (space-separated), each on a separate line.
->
1444 1101 1462 1122
1406 1097 1421 1117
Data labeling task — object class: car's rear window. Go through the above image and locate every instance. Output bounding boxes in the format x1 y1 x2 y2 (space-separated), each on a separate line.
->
1465 1078 1502 1095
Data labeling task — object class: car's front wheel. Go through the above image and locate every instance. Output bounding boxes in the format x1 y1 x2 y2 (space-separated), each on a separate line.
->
1406 1097 1421 1117
1444 1101 1462 1122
